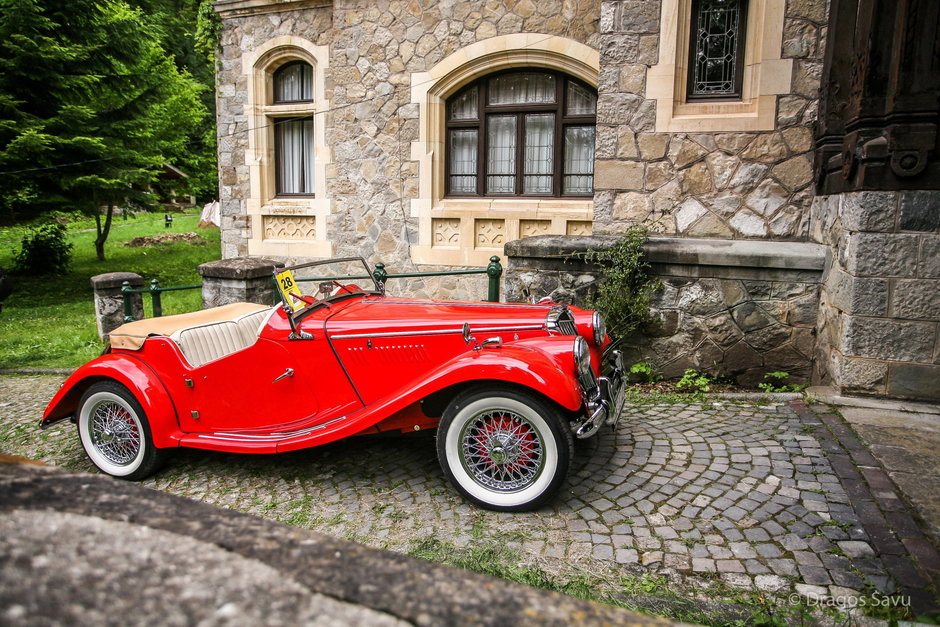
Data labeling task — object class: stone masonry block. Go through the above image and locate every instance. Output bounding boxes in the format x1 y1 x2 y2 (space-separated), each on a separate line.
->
887 363 940 401
824 268 888 317
832 353 887 395
899 191 940 232
839 191 897 232
841 233 919 278
920 236 940 278
841 316 935 362
594 160 644 190
890 279 940 321
617 0 661 34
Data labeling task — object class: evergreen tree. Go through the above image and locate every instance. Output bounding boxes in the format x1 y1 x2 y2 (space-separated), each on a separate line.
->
0 0 206 260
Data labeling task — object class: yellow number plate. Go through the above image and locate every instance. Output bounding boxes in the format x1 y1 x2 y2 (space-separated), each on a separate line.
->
275 270 306 312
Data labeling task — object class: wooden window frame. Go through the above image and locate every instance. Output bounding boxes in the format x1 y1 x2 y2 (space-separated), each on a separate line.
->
444 70 597 198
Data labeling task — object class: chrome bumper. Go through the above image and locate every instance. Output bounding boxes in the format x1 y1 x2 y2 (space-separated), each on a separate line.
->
575 350 627 439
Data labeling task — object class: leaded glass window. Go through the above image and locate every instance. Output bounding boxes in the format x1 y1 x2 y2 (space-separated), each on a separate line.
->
445 70 596 197
688 0 747 100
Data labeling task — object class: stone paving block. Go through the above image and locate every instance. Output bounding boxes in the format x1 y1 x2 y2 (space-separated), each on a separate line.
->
716 559 746 573
830 569 866 589
767 558 798 577
799 566 833 585
6 376 936 616
881 555 926 588
837 540 875 558
692 558 716 573
754 575 788 592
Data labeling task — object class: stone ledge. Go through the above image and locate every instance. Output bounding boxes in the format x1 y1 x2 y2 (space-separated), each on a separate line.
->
0 462 664 626
507 235 827 273
198 257 283 280
89 272 144 290
214 0 332 18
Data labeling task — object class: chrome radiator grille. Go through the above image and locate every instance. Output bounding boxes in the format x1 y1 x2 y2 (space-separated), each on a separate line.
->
546 306 578 335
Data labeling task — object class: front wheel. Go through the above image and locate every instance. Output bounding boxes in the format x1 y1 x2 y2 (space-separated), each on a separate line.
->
437 387 573 512
77 381 167 481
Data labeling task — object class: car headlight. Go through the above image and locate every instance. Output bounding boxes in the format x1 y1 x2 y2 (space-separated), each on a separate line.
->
573 336 596 393
592 312 606 346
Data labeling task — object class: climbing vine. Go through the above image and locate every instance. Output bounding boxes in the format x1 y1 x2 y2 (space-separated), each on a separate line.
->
580 226 660 346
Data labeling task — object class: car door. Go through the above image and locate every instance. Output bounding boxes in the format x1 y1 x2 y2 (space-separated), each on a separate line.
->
173 338 319 432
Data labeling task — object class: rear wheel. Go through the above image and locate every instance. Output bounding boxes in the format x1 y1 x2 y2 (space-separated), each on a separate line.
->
77 382 167 480
437 387 573 511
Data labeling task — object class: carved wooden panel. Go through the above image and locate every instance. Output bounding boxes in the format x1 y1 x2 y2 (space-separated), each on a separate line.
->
816 0 940 193
263 215 316 240
566 220 593 235
432 218 461 247
520 220 552 238
474 219 505 248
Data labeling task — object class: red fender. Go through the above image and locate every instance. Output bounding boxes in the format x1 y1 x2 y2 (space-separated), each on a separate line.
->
41 353 181 449
274 341 585 453
360 339 583 424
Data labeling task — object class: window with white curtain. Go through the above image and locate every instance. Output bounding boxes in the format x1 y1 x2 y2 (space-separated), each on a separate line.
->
445 70 596 197
272 61 314 195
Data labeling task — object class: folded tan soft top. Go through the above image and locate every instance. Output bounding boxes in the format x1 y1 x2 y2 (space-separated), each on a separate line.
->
108 302 271 350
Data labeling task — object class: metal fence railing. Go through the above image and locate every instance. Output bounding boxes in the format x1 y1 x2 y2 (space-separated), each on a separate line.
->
119 256 503 323
121 279 201 322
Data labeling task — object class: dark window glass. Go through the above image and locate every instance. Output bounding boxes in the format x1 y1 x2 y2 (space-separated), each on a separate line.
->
444 70 596 198
275 117 314 195
688 0 747 100
274 61 313 103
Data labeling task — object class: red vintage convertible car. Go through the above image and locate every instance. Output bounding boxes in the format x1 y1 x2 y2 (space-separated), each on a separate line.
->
42 257 625 511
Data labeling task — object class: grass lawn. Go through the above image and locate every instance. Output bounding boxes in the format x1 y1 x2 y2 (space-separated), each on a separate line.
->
0 211 221 370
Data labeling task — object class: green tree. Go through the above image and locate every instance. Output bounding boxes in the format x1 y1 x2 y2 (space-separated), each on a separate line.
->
0 0 206 260
125 0 220 199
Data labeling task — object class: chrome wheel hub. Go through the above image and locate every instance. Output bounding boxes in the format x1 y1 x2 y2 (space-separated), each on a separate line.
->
460 409 544 492
90 401 140 466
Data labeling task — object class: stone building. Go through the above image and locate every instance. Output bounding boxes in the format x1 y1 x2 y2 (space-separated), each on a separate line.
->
213 0 938 400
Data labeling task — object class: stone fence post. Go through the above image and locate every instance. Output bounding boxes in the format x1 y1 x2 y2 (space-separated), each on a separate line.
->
198 258 284 308
90 272 144 340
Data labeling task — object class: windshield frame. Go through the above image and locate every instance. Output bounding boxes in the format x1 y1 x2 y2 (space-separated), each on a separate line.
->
276 256 380 319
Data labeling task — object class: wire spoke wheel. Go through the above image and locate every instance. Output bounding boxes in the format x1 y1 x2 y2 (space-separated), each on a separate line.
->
89 399 142 466
460 408 544 492
77 382 167 480
438 388 573 511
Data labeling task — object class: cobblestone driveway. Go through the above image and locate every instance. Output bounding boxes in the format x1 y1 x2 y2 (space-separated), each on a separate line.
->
2 374 936 615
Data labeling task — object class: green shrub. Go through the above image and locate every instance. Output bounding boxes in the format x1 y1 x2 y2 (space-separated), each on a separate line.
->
675 368 712 394
628 361 661 383
757 371 809 393
580 226 660 346
12 223 73 275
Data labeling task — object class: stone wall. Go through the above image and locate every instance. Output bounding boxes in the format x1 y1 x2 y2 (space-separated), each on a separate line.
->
811 191 940 400
506 235 826 385
593 0 827 241
216 0 601 297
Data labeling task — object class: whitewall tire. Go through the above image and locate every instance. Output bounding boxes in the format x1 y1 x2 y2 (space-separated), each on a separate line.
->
437 387 573 511
77 382 166 481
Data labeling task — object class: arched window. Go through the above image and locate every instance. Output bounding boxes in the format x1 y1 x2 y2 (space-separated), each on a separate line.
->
445 70 597 198
271 61 314 195
273 61 313 103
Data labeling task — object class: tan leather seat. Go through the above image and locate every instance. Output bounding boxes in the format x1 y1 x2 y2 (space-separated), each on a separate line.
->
170 306 276 368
